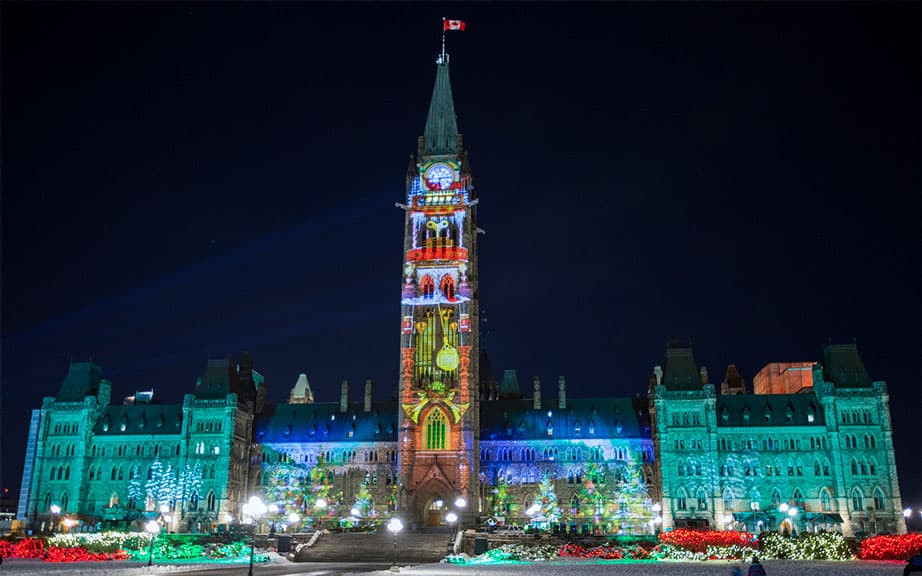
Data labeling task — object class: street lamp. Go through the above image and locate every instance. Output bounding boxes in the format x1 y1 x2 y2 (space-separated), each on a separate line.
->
454 497 467 531
445 512 458 554
787 506 799 537
289 512 301 532
159 503 170 533
145 520 161 566
387 517 404 572
242 496 267 576
49 504 61 533
651 503 662 535
904 508 912 519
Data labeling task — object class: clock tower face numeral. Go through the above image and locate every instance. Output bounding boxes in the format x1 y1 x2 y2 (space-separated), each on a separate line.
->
424 163 454 190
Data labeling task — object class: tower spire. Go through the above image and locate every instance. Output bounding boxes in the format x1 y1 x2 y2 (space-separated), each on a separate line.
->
423 53 458 156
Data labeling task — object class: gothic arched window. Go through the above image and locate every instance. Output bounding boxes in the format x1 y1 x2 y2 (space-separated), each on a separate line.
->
419 275 435 298
440 275 455 300
424 408 448 450
851 488 864 512
820 489 832 512
206 490 216 512
873 488 885 510
771 488 782 508
696 489 708 510
676 488 688 511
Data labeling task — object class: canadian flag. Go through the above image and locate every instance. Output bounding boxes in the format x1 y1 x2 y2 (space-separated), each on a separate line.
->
443 19 466 31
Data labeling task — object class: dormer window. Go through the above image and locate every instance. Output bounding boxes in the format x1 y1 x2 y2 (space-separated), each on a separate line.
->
574 419 581 434
546 418 553 436
588 419 595 435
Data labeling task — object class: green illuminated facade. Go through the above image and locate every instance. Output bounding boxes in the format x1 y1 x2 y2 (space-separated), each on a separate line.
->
16 50 906 538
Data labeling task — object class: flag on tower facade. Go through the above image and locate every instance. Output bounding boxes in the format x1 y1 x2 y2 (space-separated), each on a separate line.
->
443 20 466 31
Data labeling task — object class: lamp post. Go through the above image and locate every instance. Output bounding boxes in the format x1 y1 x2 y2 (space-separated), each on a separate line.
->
49 504 61 533
445 512 458 554
242 496 267 576
288 512 301 533
387 517 403 572
145 520 160 566
651 503 662 535
268 504 279 534
159 503 170 533
788 506 799 536
454 497 467 531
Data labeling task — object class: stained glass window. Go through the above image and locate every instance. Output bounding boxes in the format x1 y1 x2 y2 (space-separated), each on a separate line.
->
425 408 447 450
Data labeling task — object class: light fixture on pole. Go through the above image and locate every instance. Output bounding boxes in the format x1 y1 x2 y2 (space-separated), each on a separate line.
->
49 504 61 533
453 497 467 530
651 503 662 535
387 517 403 572
242 496 267 576
289 512 301 532
145 520 161 566
445 512 458 553
903 507 912 519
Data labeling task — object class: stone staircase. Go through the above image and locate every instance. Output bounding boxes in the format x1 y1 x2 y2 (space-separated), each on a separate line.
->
290 527 454 563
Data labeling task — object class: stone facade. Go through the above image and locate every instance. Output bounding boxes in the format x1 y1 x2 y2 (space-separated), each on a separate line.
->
17 53 906 538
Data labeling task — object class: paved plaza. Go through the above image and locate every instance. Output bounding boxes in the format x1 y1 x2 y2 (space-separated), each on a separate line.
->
358 559 908 576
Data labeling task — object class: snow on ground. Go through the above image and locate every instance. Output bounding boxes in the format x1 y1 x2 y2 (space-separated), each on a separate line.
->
0 560 233 576
0 553 290 576
352 559 907 576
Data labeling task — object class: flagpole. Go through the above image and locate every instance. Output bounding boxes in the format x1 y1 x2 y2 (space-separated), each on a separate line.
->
441 17 447 63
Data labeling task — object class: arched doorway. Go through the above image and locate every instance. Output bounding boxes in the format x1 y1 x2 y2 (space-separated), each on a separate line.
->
411 479 453 528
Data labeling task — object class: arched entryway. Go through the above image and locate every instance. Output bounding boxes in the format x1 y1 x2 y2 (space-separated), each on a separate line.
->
411 479 453 527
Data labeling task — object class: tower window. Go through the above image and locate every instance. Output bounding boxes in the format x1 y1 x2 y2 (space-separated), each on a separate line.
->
420 275 435 298
440 275 456 300
425 408 448 450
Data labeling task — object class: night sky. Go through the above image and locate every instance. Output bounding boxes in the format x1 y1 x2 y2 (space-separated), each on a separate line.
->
3 3 920 515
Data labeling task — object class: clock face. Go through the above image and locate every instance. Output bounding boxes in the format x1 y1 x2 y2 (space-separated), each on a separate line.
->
424 164 454 190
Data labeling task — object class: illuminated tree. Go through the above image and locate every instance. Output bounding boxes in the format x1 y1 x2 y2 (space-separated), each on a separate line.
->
144 458 164 507
573 462 607 518
352 476 373 516
491 475 513 516
537 472 561 523
127 465 144 507
308 452 341 516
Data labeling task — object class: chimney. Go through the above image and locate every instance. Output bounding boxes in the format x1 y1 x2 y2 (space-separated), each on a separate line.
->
340 379 349 413
533 377 542 410
653 365 663 386
700 366 709 385
364 379 373 413
558 376 567 409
